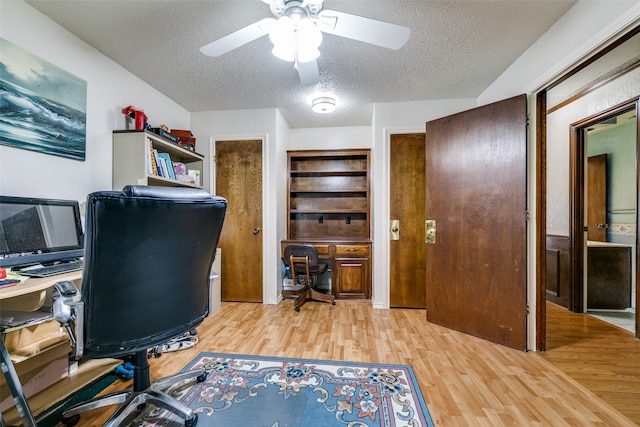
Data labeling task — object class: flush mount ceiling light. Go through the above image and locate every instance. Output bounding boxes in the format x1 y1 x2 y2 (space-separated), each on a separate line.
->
312 97 336 114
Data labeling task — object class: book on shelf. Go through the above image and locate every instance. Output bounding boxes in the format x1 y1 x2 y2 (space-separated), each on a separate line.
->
147 138 158 176
157 152 176 180
152 149 165 177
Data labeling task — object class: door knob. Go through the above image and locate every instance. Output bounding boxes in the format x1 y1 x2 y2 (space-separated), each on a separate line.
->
596 223 607 229
253 227 261 234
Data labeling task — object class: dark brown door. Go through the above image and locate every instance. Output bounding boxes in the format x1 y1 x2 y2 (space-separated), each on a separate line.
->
587 154 607 242
215 140 263 302
390 133 426 308
425 94 528 350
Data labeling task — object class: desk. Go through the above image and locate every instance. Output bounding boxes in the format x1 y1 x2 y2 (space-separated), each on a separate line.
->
0 270 81 309
281 239 372 300
1 272 117 426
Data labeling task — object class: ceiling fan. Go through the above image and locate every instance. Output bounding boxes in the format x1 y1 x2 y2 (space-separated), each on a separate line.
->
199 0 410 86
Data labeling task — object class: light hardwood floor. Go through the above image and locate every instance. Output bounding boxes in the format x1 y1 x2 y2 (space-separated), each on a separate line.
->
541 302 639 425
55 300 638 426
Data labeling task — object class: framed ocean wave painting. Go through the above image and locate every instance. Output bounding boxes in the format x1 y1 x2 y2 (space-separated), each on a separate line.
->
0 38 87 161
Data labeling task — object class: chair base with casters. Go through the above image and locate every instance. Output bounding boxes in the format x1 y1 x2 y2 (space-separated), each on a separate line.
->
288 253 336 311
60 350 206 427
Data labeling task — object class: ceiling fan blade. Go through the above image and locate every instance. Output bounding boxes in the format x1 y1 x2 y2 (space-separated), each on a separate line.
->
297 59 320 86
318 10 409 50
200 18 276 57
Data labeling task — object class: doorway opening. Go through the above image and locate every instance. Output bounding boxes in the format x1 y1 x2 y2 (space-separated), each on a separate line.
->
539 26 640 349
582 107 637 333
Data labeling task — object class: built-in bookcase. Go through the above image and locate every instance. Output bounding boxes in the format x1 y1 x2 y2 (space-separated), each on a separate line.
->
287 149 370 240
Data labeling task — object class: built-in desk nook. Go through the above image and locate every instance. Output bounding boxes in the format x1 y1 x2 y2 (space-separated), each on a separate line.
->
283 149 372 300
281 239 372 300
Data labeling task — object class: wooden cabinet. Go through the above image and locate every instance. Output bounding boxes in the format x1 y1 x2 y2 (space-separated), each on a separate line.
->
334 244 371 299
587 244 632 309
287 149 370 239
112 130 204 190
284 149 372 300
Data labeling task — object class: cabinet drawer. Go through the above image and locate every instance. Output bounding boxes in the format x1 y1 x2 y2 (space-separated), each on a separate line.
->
335 245 369 256
314 245 331 257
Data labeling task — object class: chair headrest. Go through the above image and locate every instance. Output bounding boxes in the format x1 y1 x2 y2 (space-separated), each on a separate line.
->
123 185 213 201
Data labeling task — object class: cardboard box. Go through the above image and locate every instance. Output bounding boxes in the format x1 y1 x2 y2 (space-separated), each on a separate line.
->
3 320 63 353
0 339 71 411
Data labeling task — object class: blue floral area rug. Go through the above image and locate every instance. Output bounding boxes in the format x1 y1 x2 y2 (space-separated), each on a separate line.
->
131 352 434 427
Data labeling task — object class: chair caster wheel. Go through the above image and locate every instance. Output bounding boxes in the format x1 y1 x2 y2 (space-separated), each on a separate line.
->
332 301 336 305
61 414 81 426
197 372 209 383
185 413 198 426
295 307 300 312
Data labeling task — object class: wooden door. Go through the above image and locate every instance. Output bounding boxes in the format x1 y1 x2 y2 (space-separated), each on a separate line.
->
425 94 528 350
215 140 263 302
390 133 427 308
587 154 607 242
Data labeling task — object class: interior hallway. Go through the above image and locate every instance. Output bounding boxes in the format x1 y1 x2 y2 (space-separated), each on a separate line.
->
52 300 639 426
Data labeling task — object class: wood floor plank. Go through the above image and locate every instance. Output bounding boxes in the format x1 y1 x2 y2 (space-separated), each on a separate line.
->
51 301 637 426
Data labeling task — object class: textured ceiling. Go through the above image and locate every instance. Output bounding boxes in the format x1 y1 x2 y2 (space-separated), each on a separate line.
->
25 0 577 128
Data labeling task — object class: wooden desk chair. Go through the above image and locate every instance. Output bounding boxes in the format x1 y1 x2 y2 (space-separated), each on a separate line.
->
283 244 335 311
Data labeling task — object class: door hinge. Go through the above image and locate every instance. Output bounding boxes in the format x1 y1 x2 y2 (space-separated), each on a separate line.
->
526 210 531 221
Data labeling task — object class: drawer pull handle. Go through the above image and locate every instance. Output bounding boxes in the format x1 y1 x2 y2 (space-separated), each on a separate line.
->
347 248 357 252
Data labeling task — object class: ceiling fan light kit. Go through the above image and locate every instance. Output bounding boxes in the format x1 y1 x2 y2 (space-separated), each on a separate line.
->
312 97 336 114
269 14 322 63
200 0 410 86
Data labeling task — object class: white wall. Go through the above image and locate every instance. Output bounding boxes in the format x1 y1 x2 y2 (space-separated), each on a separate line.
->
0 1 190 205
478 0 640 105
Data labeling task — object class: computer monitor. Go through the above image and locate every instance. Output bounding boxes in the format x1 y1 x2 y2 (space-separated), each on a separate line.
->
0 195 84 268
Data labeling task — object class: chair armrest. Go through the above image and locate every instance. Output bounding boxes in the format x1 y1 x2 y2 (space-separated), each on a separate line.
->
52 281 84 360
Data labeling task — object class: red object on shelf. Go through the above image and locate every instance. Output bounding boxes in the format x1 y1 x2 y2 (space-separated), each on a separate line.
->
122 105 148 130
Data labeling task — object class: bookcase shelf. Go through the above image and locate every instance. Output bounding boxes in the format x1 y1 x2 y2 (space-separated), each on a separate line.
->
112 130 204 190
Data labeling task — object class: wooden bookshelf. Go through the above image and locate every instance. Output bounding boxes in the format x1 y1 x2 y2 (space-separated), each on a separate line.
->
112 130 204 190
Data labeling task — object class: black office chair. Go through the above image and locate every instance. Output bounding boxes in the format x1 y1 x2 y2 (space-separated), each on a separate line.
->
282 244 335 311
52 186 227 427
